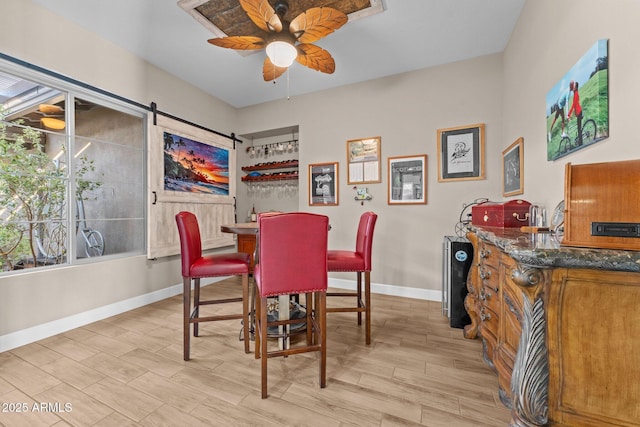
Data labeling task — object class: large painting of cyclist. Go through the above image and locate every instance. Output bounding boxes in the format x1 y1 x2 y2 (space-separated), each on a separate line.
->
546 39 609 161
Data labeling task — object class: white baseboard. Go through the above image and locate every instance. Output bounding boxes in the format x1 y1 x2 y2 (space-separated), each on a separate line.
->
329 278 442 302
1 277 441 353
0 278 223 353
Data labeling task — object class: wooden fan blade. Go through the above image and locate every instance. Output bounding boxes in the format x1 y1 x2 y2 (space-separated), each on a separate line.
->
240 0 283 33
39 103 64 115
207 36 265 50
289 7 348 44
262 57 288 81
296 43 336 74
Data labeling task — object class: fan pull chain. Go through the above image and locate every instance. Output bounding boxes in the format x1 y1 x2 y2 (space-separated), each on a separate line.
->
286 68 290 100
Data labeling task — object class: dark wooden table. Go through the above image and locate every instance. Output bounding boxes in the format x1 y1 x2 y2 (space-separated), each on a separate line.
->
221 222 258 273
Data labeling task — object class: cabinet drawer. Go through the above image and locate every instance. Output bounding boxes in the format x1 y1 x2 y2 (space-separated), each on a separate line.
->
480 305 499 367
478 242 499 268
479 264 499 292
480 304 499 337
482 283 500 314
478 243 499 286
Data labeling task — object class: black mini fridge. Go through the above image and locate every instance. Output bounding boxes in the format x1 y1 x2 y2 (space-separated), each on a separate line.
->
442 236 473 329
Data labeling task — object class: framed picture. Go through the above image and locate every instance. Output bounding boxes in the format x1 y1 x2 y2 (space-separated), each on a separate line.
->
347 136 381 184
388 155 427 205
309 162 339 206
546 39 609 161
163 131 229 195
437 124 485 182
502 137 524 197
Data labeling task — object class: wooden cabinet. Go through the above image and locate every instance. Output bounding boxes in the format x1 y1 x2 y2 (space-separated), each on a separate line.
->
469 237 532 408
466 227 640 427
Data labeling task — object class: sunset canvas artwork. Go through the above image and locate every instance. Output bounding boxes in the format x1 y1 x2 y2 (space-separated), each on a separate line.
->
163 131 229 195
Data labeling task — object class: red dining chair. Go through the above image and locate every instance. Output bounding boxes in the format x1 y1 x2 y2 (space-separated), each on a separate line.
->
175 211 251 361
254 212 329 399
327 211 378 345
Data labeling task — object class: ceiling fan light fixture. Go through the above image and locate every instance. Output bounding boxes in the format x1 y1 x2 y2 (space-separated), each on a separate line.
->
204 0 347 81
265 41 297 68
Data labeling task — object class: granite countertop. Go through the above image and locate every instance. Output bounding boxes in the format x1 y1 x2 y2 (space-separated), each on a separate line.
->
471 226 640 273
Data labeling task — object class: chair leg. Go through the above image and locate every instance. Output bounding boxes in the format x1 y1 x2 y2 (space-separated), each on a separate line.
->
305 292 313 345
242 273 250 353
249 276 256 341
255 289 261 360
356 272 363 325
183 277 191 361
318 291 327 388
364 271 371 345
260 296 269 399
193 278 200 337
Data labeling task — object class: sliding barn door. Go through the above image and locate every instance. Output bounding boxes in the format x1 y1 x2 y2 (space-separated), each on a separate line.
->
147 113 236 259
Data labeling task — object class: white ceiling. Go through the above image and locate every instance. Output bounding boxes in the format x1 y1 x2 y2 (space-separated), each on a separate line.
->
32 0 525 109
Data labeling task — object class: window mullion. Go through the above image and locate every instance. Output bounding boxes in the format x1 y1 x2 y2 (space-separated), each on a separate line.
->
67 94 77 263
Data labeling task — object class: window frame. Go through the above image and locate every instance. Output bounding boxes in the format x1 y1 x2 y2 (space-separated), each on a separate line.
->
0 55 148 275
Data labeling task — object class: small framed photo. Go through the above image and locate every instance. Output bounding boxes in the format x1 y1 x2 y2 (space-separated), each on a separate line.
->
309 162 339 206
388 154 427 205
437 124 485 182
502 137 524 197
347 136 381 184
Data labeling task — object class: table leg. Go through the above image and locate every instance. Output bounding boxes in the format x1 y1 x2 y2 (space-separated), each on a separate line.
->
249 276 256 340
278 295 290 350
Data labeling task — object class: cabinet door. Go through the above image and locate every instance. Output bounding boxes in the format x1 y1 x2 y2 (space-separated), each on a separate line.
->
547 268 640 426
494 253 523 404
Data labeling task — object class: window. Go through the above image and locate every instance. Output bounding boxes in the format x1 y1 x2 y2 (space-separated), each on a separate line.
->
0 63 145 273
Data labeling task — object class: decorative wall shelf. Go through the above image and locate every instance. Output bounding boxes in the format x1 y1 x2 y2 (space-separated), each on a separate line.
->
242 159 299 183
242 172 298 182
242 160 298 171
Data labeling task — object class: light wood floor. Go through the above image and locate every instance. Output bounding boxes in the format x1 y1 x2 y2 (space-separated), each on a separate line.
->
0 277 512 426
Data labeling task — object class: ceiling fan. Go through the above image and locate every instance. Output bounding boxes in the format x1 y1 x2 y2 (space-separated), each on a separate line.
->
15 103 66 130
207 0 348 81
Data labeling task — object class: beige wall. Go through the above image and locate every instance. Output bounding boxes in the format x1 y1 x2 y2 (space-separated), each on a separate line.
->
1 0 639 346
237 54 505 292
502 0 640 211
